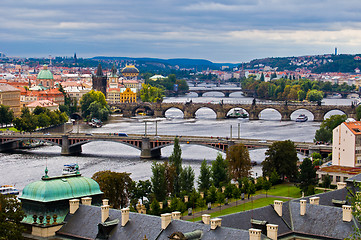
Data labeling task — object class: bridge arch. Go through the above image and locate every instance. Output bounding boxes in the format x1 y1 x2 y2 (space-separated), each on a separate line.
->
131 105 154 116
70 139 142 150
194 106 217 119
290 109 315 121
202 91 226 97
323 109 348 120
225 107 249 118
164 107 184 118
259 108 282 121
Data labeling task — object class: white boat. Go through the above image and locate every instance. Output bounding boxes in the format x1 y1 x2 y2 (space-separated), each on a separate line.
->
227 109 248 118
296 114 308 122
0 185 19 195
62 164 79 175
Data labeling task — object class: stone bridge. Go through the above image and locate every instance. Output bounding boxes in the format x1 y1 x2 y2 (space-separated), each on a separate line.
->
111 101 357 121
188 88 248 97
0 133 330 158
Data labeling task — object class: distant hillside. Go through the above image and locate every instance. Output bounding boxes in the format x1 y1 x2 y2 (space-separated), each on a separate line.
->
91 56 238 70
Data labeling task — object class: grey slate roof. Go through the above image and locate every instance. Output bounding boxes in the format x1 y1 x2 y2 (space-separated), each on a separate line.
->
299 188 349 207
288 201 355 239
57 205 263 240
346 172 361 183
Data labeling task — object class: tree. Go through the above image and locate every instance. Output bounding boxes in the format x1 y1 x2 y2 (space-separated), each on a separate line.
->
226 143 252 181
0 194 25 240
80 90 110 121
179 166 195 193
216 192 225 212
0 105 14 127
270 170 280 185
140 83 164 103
151 162 167 202
346 182 361 239
149 199 161 216
298 158 318 195
263 180 272 197
211 153 229 188
197 159 212 192
134 180 152 204
306 89 324 102
169 137 182 195
92 171 133 209
322 174 332 188
262 140 299 181
357 105 361 121
314 114 347 143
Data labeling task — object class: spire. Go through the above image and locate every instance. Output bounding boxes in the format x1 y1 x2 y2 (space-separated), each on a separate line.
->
111 64 117 77
43 167 49 179
96 63 103 76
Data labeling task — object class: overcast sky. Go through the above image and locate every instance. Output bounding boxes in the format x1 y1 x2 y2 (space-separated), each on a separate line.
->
2 0 361 63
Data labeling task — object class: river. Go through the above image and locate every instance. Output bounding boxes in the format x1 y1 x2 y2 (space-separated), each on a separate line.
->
0 85 354 191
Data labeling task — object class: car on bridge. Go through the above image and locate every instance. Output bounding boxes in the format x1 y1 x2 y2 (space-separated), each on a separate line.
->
118 133 128 137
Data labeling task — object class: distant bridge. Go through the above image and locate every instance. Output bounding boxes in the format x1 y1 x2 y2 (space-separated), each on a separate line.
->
187 88 254 97
0 133 330 158
111 101 357 121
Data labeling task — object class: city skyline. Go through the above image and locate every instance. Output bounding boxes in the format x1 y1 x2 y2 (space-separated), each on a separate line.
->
2 0 361 63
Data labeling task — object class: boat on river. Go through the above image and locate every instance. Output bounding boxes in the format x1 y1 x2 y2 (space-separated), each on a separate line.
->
0 185 19 195
88 118 102 128
62 164 78 175
296 114 308 122
227 109 248 118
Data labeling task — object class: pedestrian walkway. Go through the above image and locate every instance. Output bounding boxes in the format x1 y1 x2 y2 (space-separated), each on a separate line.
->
181 194 293 221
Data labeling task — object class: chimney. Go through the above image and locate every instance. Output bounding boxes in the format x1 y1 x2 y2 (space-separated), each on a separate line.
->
121 208 130 226
342 205 352 222
81 197 92 206
310 197 319 205
101 205 109 223
202 214 210 225
161 213 172 229
249 228 262 240
172 211 181 220
184 195 189 203
300 200 307 216
274 200 283 216
69 199 79 214
266 224 278 240
159 202 163 209
210 218 222 230
337 182 346 190
102 199 109 206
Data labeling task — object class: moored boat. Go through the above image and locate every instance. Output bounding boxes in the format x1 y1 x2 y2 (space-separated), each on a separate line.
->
0 185 19 195
62 164 79 175
296 114 308 122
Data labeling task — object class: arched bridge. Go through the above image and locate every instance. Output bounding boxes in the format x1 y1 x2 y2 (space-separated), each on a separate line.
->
187 88 247 97
111 101 357 121
0 133 330 159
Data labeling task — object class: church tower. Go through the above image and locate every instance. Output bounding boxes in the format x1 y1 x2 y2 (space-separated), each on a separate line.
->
92 63 107 97
108 64 119 89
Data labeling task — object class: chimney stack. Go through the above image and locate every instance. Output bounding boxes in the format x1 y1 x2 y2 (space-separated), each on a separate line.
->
69 199 80 214
210 218 222 230
202 214 210 225
300 200 307 216
81 197 92 206
342 205 352 222
161 213 172 229
102 199 109 206
337 182 346 190
101 205 109 223
121 208 130 226
310 197 319 205
274 200 283 216
249 228 262 240
172 211 181 220
266 224 278 240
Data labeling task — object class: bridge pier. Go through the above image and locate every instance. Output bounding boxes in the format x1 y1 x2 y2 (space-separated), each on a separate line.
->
122 110 133 118
184 110 194 119
281 112 291 121
216 111 227 119
61 135 82 155
224 93 230 97
197 93 203 97
154 110 164 118
248 112 259 120
141 137 161 159
0 140 19 152
313 112 324 122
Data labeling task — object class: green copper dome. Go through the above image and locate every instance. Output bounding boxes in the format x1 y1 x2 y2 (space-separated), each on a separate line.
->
37 65 54 79
20 174 103 203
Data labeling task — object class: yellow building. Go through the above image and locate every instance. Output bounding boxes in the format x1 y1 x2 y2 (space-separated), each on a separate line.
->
107 87 137 103
0 83 21 117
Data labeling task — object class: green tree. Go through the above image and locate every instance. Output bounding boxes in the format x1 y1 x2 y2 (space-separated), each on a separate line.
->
263 180 272 197
216 192 225 212
207 185 217 203
0 194 25 240
0 105 14 127
92 171 133 209
306 89 324 102
322 174 332 188
226 143 252 181
197 159 212 192
140 83 164 102
262 140 299 181
151 162 167 202
357 105 361 121
80 90 110 121
134 180 152 204
314 114 347 143
169 137 182 195
149 199 161 216
211 153 229 188
270 170 280 185
179 166 195 194
298 158 318 196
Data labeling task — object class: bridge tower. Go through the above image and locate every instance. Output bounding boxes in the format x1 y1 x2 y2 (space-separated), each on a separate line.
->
140 137 161 159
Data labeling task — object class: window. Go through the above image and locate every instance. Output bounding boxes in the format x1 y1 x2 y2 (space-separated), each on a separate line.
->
336 176 341 182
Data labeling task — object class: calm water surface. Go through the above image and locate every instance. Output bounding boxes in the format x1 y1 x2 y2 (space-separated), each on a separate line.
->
0 87 354 191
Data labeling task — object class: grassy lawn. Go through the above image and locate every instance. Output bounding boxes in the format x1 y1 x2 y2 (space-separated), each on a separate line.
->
0 127 18 132
188 197 286 222
256 183 302 198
